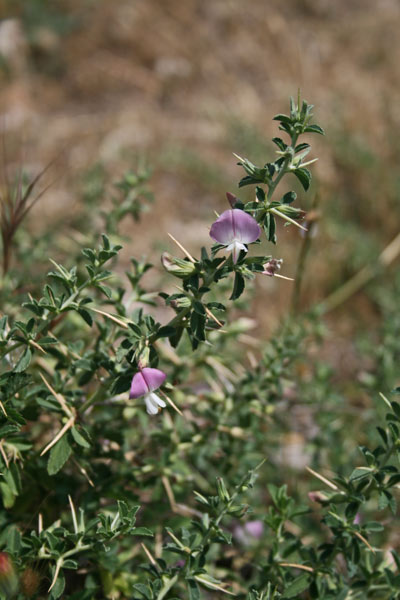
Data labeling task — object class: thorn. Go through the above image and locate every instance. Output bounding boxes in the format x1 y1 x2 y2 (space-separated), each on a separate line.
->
39 372 74 418
40 415 75 456
89 307 129 329
379 392 392 409
141 543 160 570
48 558 63 592
162 475 177 511
38 513 43 534
159 390 184 417
194 575 236 595
354 530 375 554
274 274 295 281
68 495 78 534
72 458 94 487
279 562 314 572
204 306 223 327
306 466 338 490
167 233 195 263
270 207 308 231
29 339 47 354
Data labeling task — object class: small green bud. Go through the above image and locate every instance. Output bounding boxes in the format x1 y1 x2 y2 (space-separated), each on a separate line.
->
227 504 248 517
216 477 230 502
161 253 197 278
170 296 192 309
277 205 306 220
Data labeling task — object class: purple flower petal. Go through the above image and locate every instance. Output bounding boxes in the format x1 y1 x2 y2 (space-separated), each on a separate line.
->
129 367 166 399
210 209 260 245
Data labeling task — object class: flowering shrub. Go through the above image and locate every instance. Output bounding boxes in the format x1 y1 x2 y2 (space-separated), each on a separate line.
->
0 97 399 599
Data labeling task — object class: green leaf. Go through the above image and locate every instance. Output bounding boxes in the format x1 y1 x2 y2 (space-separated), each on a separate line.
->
186 579 200 600
0 482 16 508
97 284 112 299
283 574 310 598
304 124 325 135
282 191 297 204
255 186 266 202
263 212 276 244
349 467 372 482
294 142 310 153
132 583 152 599
293 168 312 191
155 325 175 339
49 570 65 600
134 527 153 536
363 521 384 532
273 113 292 124
272 137 287 151
5 525 21 553
230 272 245 300
0 372 31 400
71 427 91 449
14 348 32 373
47 435 72 475
77 309 93 327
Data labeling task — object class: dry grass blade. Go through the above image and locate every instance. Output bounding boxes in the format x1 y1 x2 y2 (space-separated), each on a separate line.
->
0 147 64 275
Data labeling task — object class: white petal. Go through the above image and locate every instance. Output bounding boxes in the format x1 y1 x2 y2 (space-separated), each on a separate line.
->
150 392 166 408
144 394 159 415
227 241 247 263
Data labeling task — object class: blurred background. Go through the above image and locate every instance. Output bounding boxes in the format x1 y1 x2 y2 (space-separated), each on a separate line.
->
1 0 399 389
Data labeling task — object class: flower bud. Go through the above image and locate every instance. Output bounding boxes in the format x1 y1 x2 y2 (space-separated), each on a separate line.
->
169 296 191 309
277 205 306 220
216 477 230 502
161 253 196 278
226 192 239 208
0 553 18 597
262 258 282 277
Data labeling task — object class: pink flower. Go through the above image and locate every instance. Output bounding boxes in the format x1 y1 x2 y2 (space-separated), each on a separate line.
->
129 367 167 415
210 209 260 263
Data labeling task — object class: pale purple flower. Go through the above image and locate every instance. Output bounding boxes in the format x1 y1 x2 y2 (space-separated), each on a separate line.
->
210 209 260 264
233 520 264 546
129 367 167 415
244 520 264 538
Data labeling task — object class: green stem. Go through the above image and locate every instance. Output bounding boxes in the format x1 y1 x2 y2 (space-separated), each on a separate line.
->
156 574 179 600
290 194 319 313
267 133 299 202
